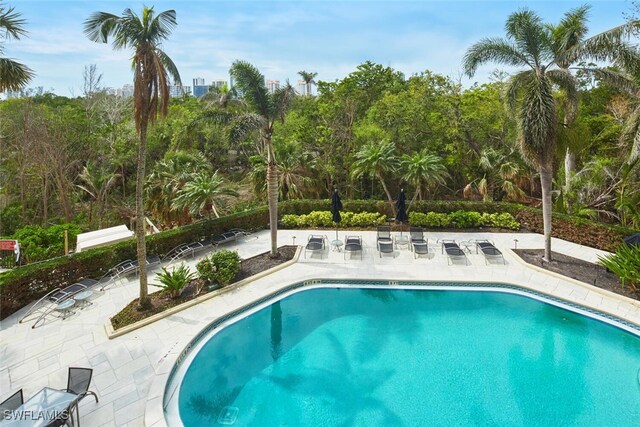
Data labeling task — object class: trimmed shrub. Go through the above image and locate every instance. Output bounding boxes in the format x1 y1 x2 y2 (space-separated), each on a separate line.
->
409 212 451 227
210 250 241 286
12 223 82 263
279 210 386 228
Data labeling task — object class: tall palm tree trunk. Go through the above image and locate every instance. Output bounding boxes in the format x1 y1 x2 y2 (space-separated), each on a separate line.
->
266 138 279 257
564 146 576 194
377 173 397 217
539 164 554 262
136 116 150 308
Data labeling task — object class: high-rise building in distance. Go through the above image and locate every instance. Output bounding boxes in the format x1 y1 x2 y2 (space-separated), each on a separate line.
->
266 79 280 94
192 77 208 98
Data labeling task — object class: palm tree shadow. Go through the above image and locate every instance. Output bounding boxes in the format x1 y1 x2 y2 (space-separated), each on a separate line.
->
261 330 404 426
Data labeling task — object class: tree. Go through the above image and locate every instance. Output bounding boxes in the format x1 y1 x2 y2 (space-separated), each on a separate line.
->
75 162 120 228
401 150 448 209
172 171 238 218
550 5 590 195
85 6 182 308
0 2 34 91
298 70 317 96
209 60 295 257
464 9 579 262
351 141 399 214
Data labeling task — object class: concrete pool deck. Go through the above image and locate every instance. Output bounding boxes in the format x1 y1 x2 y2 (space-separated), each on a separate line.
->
1 230 638 426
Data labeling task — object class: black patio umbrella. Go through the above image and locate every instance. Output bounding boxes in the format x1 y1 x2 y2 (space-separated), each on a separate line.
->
623 233 640 246
331 189 343 240
396 189 408 223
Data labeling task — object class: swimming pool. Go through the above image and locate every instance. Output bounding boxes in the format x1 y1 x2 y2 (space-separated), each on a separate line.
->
164 283 640 426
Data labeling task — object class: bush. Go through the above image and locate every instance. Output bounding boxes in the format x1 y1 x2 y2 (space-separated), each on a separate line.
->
279 210 387 228
480 213 520 230
598 244 640 291
196 257 216 285
209 250 241 286
12 223 82 262
409 212 451 227
152 264 196 298
449 211 483 228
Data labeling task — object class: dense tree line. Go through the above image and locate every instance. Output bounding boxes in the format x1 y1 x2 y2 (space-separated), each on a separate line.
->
1 4 638 238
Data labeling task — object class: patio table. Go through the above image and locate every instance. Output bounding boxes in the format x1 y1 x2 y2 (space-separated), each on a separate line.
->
0 387 79 427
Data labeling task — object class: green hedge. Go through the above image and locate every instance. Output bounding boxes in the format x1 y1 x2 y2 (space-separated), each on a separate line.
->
0 207 269 319
1 199 635 319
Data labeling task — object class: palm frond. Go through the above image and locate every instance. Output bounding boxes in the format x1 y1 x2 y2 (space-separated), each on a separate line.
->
0 57 34 91
586 68 639 98
505 70 534 112
547 68 579 119
156 48 182 86
229 113 266 144
463 37 531 76
552 4 590 61
0 3 28 39
83 12 121 43
230 60 270 117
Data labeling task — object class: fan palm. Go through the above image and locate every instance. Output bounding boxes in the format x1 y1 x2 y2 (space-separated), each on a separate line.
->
146 151 210 226
351 141 399 214
0 2 34 91
85 6 182 308
172 171 238 218
298 70 317 96
464 9 578 261
400 150 448 209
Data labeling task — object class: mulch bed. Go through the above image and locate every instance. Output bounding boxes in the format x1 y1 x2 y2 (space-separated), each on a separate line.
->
111 245 297 330
513 249 639 301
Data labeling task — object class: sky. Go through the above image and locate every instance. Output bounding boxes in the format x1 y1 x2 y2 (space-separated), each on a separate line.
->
2 0 635 96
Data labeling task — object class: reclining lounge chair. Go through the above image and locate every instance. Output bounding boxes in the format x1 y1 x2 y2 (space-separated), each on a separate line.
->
305 235 326 259
344 236 363 260
440 239 469 265
410 227 429 258
475 239 505 265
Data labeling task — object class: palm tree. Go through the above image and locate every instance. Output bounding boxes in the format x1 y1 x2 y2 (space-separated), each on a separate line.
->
298 70 317 96
550 5 590 195
351 141 399 214
85 6 181 308
146 151 210 226
464 9 579 262
173 171 238 218
209 61 296 257
0 2 34 91
75 162 121 228
401 150 448 209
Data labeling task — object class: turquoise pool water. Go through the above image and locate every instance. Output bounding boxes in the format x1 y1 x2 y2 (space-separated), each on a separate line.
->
172 287 640 426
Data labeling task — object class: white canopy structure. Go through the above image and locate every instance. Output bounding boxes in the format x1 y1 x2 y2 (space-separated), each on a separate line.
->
76 225 134 252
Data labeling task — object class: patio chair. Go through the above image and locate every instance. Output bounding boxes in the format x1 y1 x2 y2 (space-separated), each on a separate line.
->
475 239 505 265
344 235 363 260
377 239 395 258
65 367 99 404
440 239 469 265
100 255 163 290
409 227 427 249
19 282 89 328
377 225 391 243
212 229 256 247
412 240 429 259
0 389 23 420
305 235 326 259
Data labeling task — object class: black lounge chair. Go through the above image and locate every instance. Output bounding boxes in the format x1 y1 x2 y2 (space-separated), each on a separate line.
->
100 256 163 290
344 235 363 260
440 239 469 265
212 229 255 247
305 235 326 259
19 282 89 328
409 227 427 247
475 240 505 265
164 240 211 263
0 389 23 420
377 225 391 242
377 239 395 258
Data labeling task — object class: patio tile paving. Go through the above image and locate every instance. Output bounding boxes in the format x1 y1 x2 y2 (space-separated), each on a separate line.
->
0 229 638 426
